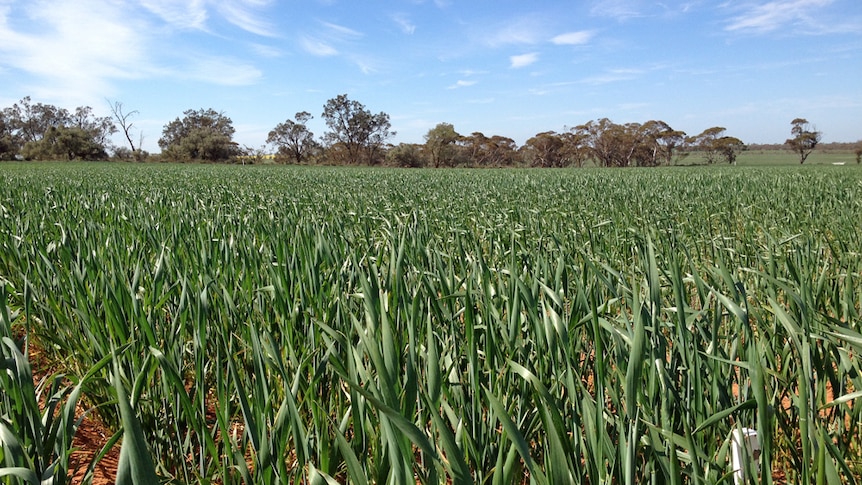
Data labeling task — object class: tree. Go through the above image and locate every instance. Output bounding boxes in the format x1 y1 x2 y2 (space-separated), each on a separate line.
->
424 122 461 167
855 140 862 164
159 108 239 162
2 97 115 161
524 131 565 167
576 119 644 167
460 132 519 167
0 110 16 160
688 127 729 164
267 111 318 164
641 120 686 166
386 143 425 167
4 96 69 144
321 94 394 165
21 125 110 161
713 136 746 164
107 100 146 160
785 118 822 164
560 128 589 168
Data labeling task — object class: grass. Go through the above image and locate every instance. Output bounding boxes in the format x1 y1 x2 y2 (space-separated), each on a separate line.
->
1 162 861 484
679 149 858 166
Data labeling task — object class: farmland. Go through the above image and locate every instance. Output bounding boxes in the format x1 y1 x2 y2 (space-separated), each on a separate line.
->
1 163 861 484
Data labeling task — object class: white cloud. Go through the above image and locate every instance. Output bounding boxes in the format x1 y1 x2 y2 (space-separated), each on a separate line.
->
321 21 363 39
551 31 595 45
216 0 277 37
0 0 152 105
140 0 208 30
299 36 338 56
298 21 371 72
392 13 416 34
725 0 834 33
448 80 477 89
297 21 364 56
510 52 539 69
580 68 643 85
483 15 545 47
182 56 263 85
590 0 645 20
250 43 283 58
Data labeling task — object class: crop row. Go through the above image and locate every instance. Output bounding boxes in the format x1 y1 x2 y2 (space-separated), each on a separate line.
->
1 163 861 484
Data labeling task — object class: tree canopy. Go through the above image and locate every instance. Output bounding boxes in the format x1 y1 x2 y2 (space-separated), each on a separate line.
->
0 97 115 161
785 118 822 164
267 111 317 164
159 108 239 162
321 94 394 165
15 94 859 168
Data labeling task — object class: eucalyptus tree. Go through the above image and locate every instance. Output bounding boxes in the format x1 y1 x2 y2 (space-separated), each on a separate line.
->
386 142 425 167
107 99 146 160
460 132 519 167
0 111 15 160
641 120 686 166
159 108 239 162
575 119 640 167
2 97 115 160
424 122 461 167
268 111 318 164
524 131 566 167
560 128 590 167
321 94 394 165
689 127 745 164
785 118 822 164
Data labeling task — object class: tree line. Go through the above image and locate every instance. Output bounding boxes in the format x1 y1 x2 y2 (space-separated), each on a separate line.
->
1 95 852 166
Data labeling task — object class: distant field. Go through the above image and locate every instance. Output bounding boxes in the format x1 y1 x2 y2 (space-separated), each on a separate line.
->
680 149 858 166
1 163 861 483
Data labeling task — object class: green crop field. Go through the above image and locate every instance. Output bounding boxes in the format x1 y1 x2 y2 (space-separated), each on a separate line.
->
680 149 858 167
2 163 861 484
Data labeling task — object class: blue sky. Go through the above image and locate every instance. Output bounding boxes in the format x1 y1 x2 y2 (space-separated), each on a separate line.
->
1 0 860 153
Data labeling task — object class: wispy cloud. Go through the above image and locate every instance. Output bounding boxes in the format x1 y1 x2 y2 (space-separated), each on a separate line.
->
482 15 545 47
0 0 276 108
580 68 643 85
510 52 539 68
392 13 416 34
591 0 698 21
140 0 208 30
551 31 595 45
448 80 477 89
299 35 338 56
298 21 363 57
725 0 834 34
182 56 263 86
250 43 283 58
590 0 645 21
457 69 489 77
321 21 363 39
216 0 277 37
0 0 151 104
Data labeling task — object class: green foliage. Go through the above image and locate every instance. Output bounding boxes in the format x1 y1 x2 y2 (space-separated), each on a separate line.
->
0 97 115 161
1 164 861 483
572 118 688 167
267 111 317 164
158 108 239 162
423 122 461 167
321 94 394 165
385 142 425 167
786 118 822 164
688 127 746 164
21 126 109 161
